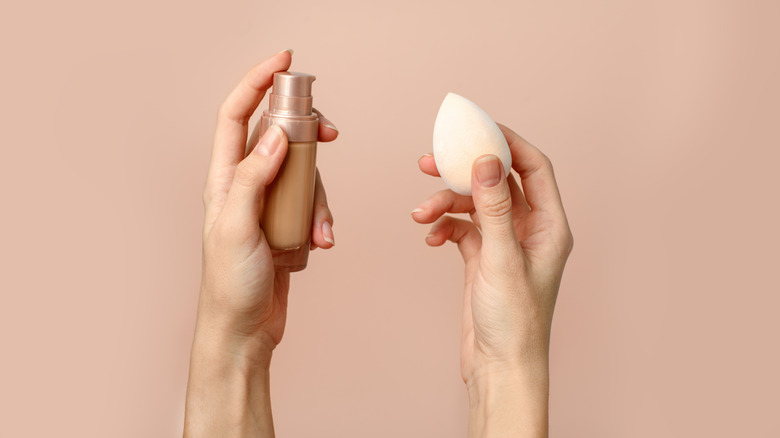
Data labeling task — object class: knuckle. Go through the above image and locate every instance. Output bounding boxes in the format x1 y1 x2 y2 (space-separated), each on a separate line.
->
529 152 553 176
316 201 333 222
216 103 229 122
541 153 554 173
436 189 453 200
209 218 248 249
217 102 246 125
479 194 513 219
232 161 260 188
209 219 230 242
541 152 552 167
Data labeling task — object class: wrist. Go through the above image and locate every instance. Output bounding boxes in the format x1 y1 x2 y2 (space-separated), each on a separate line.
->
192 316 275 370
193 285 279 368
184 324 275 437
466 360 550 438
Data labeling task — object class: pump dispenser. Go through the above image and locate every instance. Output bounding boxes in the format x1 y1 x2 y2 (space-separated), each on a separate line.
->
259 72 320 272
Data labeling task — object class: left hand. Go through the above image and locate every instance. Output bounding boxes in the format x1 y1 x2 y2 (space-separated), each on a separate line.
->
412 124 572 416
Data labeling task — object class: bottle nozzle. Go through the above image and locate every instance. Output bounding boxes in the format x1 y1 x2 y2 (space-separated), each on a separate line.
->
273 71 315 97
261 71 319 142
268 72 316 116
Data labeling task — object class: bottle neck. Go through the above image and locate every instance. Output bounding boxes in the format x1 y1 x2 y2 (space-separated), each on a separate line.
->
268 94 313 117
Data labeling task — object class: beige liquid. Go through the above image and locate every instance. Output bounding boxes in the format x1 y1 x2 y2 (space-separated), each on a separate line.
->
261 141 318 253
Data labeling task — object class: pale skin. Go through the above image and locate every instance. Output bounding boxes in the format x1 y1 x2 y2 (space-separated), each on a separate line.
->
184 50 573 438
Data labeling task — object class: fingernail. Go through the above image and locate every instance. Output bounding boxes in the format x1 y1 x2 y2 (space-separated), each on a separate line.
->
279 48 294 55
411 208 424 215
418 154 432 164
322 221 335 246
256 125 283 156
475 155 502 187
318 115 338 132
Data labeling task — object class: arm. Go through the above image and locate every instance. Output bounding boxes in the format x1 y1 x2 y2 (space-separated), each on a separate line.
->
413 125 573 437
467 362 550 437
183 50 339 437
184 332 275 437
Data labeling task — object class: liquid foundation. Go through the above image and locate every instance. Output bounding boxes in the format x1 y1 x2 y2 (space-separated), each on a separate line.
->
259 72 319 272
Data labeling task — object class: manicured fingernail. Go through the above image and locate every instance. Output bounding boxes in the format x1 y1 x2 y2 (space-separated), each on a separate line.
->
319 116 338 132
411 208 424 215
322 221 335 246
279 48 294 55
256 125 283 156
475 155 501 187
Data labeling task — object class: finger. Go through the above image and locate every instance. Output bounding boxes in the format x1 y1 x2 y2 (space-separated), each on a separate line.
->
245 108 339 157
507 173 531 216
310 169 335 249
411 189 478 226
219 125 288 238
246 119 263 157
417 153 440 177
312 108 339 143
425 216 482 261
471 154 522 260
505 173 532 237
208 50 292 189
498 123 566 220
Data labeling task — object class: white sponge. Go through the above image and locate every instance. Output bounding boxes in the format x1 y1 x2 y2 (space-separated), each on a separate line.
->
433 93 511 196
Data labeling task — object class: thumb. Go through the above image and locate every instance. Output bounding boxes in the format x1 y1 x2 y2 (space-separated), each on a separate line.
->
221 124 288 233
471 154 521 261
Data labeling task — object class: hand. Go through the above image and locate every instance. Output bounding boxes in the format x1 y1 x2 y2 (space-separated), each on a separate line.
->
198 50 338 354
184 50 338 438
413 125 573 437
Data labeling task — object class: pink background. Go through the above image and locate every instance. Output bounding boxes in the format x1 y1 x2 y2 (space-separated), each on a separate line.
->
2 0 779 436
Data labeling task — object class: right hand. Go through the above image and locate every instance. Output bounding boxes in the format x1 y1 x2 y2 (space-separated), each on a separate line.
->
412 124 573 388
197 50 338 358
185 51 338 438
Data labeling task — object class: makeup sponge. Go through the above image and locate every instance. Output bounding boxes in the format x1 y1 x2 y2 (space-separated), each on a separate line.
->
433 93 511 196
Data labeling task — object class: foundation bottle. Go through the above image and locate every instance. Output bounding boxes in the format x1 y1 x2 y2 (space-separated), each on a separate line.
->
259 72 320 272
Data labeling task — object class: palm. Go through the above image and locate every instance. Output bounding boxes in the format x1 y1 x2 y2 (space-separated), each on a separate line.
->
261 268 291 346
241 237 292 345
458 210 535 382
459 254 481 382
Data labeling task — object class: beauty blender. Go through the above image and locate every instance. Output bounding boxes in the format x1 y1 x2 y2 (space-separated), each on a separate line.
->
432 93 511 196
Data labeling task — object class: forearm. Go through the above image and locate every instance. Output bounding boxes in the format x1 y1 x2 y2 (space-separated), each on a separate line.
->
184 326 276 438
467 361 550 438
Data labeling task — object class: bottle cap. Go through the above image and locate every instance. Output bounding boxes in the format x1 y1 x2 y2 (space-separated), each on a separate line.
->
273 71 315 97
268 72 315 116
261 71 319 142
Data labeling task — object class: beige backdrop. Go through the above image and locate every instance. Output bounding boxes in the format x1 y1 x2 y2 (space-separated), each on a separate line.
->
1 0 779 436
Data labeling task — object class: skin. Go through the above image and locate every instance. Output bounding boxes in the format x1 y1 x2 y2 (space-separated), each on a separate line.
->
413 133 573 437
183 50 338 438
184 50 573 438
